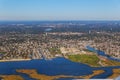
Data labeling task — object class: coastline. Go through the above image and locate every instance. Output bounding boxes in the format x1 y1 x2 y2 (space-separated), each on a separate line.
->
108 69 120 79
0 59 31 62
0 57 120 79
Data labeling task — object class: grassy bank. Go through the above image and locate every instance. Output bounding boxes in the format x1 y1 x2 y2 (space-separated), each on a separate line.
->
68 54 101 67
68 54 120 67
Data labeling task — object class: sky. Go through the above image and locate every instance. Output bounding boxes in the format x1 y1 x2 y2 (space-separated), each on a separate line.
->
0 0 120 21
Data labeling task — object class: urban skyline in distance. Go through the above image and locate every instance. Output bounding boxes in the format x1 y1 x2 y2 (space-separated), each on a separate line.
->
1 0 120 80
0 0 120 21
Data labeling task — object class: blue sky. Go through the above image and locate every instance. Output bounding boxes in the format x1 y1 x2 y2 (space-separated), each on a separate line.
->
0 0 120 20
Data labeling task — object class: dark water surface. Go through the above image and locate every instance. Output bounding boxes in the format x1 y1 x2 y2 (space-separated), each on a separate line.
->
0 57 120 80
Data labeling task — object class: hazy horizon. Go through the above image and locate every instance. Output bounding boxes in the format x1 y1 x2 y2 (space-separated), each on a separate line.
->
0 0 120 20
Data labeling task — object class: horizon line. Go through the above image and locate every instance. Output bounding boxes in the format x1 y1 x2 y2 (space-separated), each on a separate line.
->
0 20 120 21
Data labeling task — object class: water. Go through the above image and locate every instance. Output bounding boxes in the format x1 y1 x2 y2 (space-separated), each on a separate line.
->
45 28 52 32
0 58 93 75
0 57 120 80
86 46 120 62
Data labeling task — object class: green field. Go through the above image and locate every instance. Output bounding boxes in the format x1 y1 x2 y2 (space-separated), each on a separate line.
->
68 54 101 67
68 54 120 67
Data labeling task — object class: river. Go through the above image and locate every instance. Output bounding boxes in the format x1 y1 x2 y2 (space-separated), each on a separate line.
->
86 46 120 62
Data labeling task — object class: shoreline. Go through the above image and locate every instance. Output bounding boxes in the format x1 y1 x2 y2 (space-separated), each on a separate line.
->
0 59 31 62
